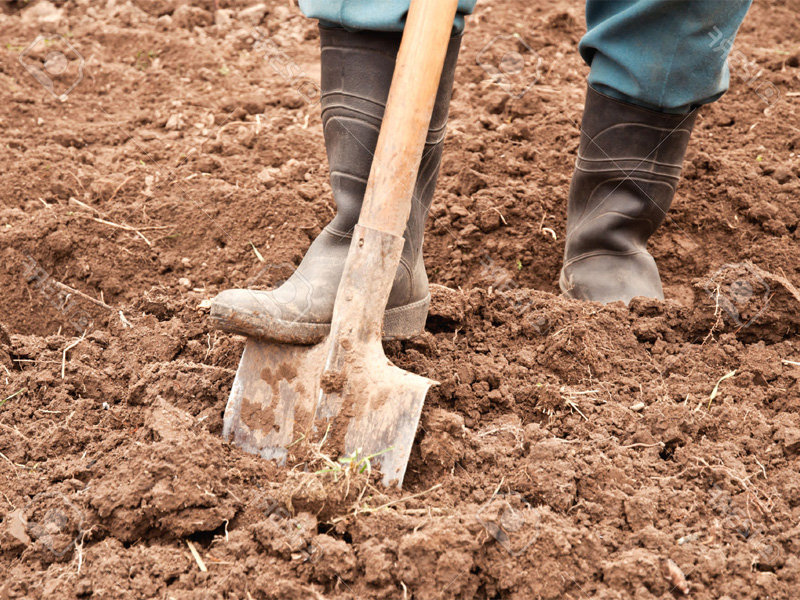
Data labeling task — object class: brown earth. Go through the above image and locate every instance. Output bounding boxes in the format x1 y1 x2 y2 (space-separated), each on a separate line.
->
1 0 800 598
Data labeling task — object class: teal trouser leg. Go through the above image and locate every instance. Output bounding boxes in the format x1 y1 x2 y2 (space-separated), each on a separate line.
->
580 0 752 113
297 0 477 33
298 0 751 111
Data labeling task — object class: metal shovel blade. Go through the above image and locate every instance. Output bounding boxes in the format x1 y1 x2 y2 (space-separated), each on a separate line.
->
222 338 325 466
222 336 435 487
314 344 436 487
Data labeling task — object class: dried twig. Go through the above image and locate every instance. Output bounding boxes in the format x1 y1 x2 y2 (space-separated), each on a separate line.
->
75 527 94 574
0 423 29 442
119 311 133 328
537 212 557 239
88 216 168 232
1 489 14 508
49 280 115 312
107 175 135 203
619 441 665 450
487 206 507 225
35 276 132 329
186 540 208 572
707 370 737 409
90 217 153 245
330 483 443 524
62 333 86 379
565 400 588 421
249 241 265 263
402 507 446 515
695 457 754 492
70 197 166 245
66 171 85 191
0 451 18 471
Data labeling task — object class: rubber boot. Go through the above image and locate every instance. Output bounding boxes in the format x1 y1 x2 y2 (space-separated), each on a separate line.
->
559 86 699 304
211 28 461 344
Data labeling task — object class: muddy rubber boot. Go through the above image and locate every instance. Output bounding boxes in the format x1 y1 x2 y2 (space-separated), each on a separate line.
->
559 87 699 304
210 28 461 344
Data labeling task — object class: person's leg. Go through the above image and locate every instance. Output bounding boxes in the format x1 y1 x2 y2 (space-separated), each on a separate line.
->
560 0 751 304
211 8 469 343
580 0 752 114
298 0 477 33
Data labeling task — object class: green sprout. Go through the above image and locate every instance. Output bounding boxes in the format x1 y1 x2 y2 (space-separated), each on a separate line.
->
315 447 395 479
0 389 25 409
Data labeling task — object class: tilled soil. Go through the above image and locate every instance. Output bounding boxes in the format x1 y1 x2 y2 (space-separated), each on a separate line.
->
2 0 800 598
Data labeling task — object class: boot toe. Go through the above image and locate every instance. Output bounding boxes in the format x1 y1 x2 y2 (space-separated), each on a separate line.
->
560 253 665 305
212 289 280 319
210 288 328 344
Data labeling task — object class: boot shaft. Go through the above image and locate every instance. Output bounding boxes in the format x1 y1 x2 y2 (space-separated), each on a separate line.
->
319 27 462 265
566 87 699 256
209 28 461 343
560 87 700 304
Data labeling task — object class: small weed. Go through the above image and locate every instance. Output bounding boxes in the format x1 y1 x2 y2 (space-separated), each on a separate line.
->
315 447 394 480
0 388 25 409
135 49 158 70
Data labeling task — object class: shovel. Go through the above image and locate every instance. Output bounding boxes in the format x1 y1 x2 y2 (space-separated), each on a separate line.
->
222 0 459 488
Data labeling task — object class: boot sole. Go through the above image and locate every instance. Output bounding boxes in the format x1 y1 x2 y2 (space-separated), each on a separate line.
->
210 295 431 345
558 269 575 299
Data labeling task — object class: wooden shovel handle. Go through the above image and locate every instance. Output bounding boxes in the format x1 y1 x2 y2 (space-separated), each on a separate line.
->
325 0 459 348
357 0 460 236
